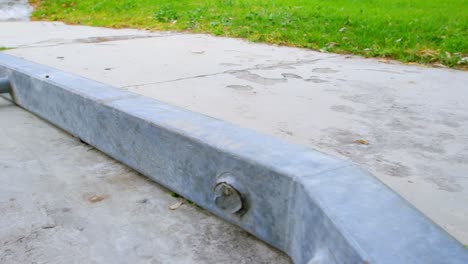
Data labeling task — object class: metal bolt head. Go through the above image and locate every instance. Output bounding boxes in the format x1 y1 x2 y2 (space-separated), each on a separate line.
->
0 77 12 94
214 182 243 214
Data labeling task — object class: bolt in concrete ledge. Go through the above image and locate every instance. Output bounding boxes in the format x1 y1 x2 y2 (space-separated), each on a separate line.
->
0 53 467 264
0 77 11 94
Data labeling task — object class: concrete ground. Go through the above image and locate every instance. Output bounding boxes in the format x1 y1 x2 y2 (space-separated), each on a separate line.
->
0 0 31 21
0 96 290 264
1 19 467 258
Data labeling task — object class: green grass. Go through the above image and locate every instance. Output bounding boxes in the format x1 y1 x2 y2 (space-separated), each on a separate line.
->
31 0 467 68
0 47 10 51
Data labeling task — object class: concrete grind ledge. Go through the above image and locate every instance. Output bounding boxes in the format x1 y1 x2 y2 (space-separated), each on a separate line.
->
0 53 467 264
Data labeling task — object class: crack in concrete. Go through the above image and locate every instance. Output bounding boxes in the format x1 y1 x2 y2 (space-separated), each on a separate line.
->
122 56 339 89
12 33 180 50
96 94 141 104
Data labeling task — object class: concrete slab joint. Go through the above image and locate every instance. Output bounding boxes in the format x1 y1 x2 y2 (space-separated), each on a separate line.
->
0 53 467 264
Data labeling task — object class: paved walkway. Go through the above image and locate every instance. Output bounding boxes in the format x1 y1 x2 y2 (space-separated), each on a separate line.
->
0 0 31 21
1 20 467 251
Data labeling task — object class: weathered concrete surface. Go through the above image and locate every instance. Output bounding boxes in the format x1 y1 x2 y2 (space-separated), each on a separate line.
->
3 53 467 264
0 0 31 21
2 21 467 246
0 97 291 264
0 21 171 48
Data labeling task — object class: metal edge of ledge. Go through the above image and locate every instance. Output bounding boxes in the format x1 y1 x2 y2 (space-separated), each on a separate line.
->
0 53 467 264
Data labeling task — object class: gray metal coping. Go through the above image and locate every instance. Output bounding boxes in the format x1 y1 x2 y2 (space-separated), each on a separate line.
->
0 53 466 264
